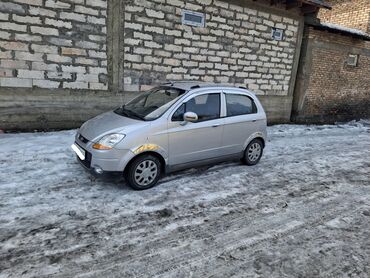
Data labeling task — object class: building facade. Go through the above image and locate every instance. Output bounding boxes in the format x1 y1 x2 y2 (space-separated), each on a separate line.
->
116 0 316 125
292 0 370 123
292 25 370 123
0 0 116 130
3 0 368 131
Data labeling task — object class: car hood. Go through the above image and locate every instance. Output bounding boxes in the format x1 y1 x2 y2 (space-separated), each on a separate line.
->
78 110 148 142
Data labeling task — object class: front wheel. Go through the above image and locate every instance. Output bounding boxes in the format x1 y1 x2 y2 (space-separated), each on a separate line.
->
243 139 263 166
125 154 162 190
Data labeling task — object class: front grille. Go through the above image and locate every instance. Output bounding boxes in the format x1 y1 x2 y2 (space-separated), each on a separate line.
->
78 134 89 144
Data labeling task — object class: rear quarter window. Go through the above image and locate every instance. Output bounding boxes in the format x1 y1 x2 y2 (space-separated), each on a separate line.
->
225 94 257 117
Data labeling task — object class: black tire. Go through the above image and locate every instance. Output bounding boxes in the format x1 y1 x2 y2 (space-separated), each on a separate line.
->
243 138 264 166
125 154 162 190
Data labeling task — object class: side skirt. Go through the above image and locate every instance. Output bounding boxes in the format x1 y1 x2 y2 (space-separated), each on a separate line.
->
166 152 244 174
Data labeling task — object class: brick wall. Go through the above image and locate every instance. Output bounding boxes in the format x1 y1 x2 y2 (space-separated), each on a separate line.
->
292 27 370 123
0 0 108 90
318 0 370 33
122 0 301 96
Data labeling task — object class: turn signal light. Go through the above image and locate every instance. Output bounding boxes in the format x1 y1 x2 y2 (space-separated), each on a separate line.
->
92 143 112 150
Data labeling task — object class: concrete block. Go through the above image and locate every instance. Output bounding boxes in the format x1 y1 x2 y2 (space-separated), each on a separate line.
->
32 44 58 54
47 54 72 63
61 65 86 73
33 79 60 88
88 67 107 74
0 2 25 14
0 22 27 32
60 12 86 22
15 34 42 42
32 62 58 71
63 81 89 89
89 82 108 90
0 78 32 87
86 0 107 8
15 51 43 62
76 73 99 82
144 41 162 49
1 60 29 69
75 5 99 16
13 0 43 6
145 9 164 19
45 0 71 9
31 26 59 36
0 68 13 77
29 7 57 17
88 50 107 59
17 69 44 79
75 57 99 66
0 41 28 51
133 32 152 40
61 47 87 56
87 16 106 25
13 14 42 24
45 18 72 29
47 71 73 80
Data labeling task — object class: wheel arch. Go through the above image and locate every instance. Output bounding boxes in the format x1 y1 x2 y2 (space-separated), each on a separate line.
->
124 151 167 175
243 132 266 150
254 137 265 148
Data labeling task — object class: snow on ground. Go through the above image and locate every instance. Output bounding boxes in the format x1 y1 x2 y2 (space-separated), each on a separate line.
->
0 121 370 277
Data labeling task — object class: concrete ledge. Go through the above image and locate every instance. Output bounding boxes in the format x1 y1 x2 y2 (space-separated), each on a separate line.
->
292 98 370 124
0 88 292 131
258 95 293 125
0 88 126 131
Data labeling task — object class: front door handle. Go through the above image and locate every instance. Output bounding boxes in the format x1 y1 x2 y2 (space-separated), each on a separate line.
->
212 124 220 127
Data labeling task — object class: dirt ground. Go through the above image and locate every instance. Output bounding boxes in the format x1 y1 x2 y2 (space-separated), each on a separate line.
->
0 121 370 278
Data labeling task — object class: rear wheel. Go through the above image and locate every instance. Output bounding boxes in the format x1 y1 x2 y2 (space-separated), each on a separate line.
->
126 154 162 190
243 138 263 166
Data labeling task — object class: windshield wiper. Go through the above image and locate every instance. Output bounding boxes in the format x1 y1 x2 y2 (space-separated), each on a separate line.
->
121 106 145 120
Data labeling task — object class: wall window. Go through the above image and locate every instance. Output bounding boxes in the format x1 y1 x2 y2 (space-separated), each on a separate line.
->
181 10 205 27
347 54 359 66
226 94 257 117
271 28 284 40
172 93 220 122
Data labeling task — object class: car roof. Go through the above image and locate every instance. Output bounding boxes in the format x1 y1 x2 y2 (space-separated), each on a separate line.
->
161 81 249 92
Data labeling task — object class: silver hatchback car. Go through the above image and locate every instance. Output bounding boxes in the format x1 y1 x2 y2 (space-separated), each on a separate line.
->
72 82 267 190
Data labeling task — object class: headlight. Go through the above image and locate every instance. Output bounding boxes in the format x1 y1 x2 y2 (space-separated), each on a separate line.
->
93 133 125 150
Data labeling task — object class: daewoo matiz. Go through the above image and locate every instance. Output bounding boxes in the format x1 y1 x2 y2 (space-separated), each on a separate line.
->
72 82 267 190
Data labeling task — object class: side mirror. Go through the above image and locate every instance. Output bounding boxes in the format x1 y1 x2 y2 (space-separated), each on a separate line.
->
183 111 198 123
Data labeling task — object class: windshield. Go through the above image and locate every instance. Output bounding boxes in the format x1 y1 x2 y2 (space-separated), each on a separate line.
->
114 86 186 121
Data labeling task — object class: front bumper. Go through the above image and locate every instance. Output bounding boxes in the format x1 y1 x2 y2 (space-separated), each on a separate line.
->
73 134 136 174
76 154 122 177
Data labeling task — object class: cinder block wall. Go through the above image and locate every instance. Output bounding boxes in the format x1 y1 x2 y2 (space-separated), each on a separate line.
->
292 27 370 123
0 0 108 90
122 0 301 98
318 0 370 33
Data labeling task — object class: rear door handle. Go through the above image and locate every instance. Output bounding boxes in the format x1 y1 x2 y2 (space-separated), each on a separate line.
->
252 120 257 122
212 124 220 127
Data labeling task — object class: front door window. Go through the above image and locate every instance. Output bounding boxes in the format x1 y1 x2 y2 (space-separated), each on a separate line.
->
172 93 221 122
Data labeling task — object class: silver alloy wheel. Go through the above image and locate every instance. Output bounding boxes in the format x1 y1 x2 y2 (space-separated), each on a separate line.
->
247 142 261 162
134 159 158 186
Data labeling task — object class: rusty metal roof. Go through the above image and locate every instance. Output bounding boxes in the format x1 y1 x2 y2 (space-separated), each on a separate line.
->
302 0 332 9
271 0 332 12
306 20 370 40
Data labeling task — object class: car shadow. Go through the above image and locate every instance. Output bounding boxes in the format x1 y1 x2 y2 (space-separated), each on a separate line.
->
81 160 244 191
